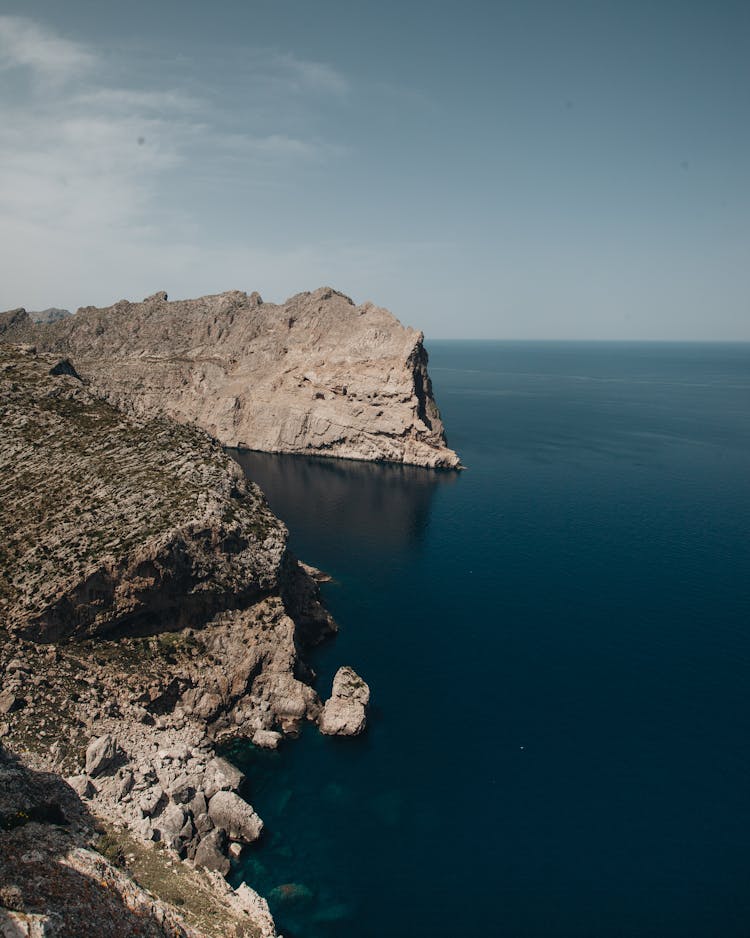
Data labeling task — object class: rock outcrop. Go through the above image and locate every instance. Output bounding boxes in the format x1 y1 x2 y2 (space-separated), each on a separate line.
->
207 791 263 844
30 307 71 324
85 735 118 777
318 666 370 736
0 745 271 938
0 286 460 468
0 345 290 642
0 344 354 936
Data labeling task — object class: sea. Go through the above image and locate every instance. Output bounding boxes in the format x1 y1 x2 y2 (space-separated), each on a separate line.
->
227 341 750 938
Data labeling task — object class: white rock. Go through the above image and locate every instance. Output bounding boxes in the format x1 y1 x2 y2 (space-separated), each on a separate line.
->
66 774 95 799
153 803 186 850
203 757 244 800
85 734 117 777
318 666 370 736
22 287 461 469
232 883 276 938
138 785 165 817
208 791 263 844
252 729 282 750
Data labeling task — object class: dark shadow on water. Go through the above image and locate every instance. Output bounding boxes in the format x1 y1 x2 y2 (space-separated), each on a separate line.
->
229 449 457 551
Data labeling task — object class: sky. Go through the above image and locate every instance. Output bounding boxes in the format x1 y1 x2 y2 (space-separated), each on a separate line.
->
0 0 748 339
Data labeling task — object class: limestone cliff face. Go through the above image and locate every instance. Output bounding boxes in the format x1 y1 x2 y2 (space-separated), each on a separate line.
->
1 287 460 468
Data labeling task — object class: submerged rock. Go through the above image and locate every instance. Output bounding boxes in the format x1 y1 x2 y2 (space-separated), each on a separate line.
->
318 666 370 736
269 882 314 905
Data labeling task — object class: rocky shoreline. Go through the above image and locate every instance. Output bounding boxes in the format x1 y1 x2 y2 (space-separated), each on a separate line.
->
0 345 371 936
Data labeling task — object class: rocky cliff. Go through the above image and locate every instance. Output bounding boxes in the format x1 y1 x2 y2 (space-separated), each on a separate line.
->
0 344 362 937
30 307 72 324
0 287 460 468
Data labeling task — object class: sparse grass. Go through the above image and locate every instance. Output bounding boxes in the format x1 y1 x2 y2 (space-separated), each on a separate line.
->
94 823 262 938
0 347 281 628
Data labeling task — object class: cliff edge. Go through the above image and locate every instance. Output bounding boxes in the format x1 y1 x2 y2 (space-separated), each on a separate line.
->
0 287 460 469
0 345 351 937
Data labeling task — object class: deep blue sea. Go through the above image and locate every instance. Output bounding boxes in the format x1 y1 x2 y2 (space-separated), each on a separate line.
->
228 341 750 938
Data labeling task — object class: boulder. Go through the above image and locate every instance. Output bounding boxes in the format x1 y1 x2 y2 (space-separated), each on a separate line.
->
188 790 208 818
318 667 370 736
168 772 196 804
138 785 165 817
0 691 24 715
193 828 230 876
252 729 282 750
66 774 95 799
207 791 263 844
179 814 195 842
114 769 133 802
153 803 186 850
85 734 117 776
203 757 244 800
195 811 214 836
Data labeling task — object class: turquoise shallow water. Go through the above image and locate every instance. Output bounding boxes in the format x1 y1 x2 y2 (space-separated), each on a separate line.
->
228 341 750 938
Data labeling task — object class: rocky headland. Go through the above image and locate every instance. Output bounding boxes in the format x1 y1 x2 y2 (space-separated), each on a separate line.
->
0 287 460 469
0 345 371 936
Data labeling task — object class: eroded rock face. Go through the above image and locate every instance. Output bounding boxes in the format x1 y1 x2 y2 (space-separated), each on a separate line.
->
231 884 276 938
318 666 370 736
0 344 348 937
0 345 286 642
1 287 460 468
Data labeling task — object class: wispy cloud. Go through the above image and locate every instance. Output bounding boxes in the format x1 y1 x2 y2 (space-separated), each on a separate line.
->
0 16 353 310
274 52 349 96
0 15 95 79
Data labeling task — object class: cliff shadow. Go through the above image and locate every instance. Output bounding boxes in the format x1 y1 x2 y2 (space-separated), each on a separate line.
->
0 746 188 937
229 450 458 553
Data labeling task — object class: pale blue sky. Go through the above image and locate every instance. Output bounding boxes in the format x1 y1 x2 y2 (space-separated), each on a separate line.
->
1 1 748 338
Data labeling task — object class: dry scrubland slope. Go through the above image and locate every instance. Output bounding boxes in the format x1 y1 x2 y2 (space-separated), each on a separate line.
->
0 345 344 937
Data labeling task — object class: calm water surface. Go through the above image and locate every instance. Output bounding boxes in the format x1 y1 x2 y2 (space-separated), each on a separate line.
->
228 341 750 938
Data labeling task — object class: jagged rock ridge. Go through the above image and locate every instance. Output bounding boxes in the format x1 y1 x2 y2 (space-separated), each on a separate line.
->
30 307 71 324
0 287 460 468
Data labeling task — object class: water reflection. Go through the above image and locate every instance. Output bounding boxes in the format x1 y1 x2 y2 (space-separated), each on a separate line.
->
228 449 457 550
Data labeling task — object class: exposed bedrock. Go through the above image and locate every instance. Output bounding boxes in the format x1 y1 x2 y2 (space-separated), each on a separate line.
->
0 345 351 937
0 286 460 468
